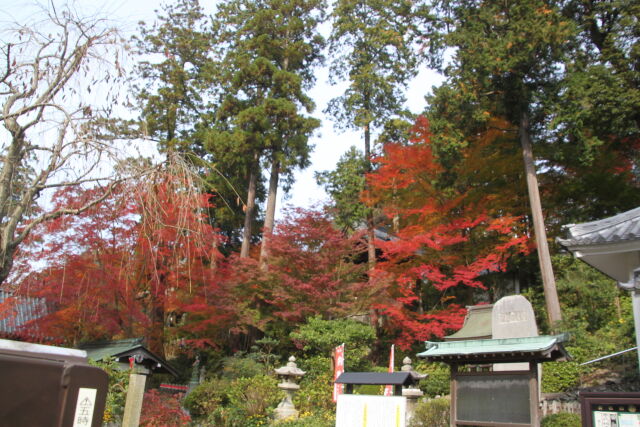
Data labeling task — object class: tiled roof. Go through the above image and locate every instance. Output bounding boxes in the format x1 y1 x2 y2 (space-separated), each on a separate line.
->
444 304 493 341
417 335 570 364
557 207 640 247
0 291 48 335
335 372 414 386
80 337 145 361
79 338 179 377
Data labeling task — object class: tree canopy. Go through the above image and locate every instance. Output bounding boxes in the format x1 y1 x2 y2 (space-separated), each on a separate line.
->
1 0 638 383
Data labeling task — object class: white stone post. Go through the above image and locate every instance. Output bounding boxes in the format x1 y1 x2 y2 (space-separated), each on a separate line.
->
122 372 147 427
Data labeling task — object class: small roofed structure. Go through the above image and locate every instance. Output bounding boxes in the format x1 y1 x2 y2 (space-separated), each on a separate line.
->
336 372 416 396
79 338 179 378
444 304 493 341
418 335 570 426
558 207 640 371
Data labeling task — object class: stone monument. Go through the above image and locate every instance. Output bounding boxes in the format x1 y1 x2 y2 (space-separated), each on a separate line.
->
492 295 539 371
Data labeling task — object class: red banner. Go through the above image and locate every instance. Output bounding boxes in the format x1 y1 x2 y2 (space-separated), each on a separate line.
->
333 343 345 403
384 344 395 396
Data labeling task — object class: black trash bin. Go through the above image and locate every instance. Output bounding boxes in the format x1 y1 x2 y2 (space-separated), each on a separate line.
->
0 338 108 427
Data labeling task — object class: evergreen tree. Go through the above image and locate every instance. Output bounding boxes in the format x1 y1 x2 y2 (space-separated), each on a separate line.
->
543 0 640 223
315 146 368 233
327 0 420 269
423 0 572 325
132 0 252 248
207 0 324 260
133 0 215 150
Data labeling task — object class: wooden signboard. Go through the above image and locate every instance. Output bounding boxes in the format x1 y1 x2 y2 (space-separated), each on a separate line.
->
450 364 539 426
580 392 640 427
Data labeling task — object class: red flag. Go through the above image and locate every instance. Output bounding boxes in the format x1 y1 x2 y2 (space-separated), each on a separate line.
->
333 343 345 403
384 344 395 396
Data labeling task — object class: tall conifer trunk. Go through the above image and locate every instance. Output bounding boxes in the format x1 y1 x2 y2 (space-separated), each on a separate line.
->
364 123 376 271
241 153 259 258
519 111 562 326
259 159 279 269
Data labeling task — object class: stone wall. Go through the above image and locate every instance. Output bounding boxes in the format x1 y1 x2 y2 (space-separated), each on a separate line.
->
540 393 580 417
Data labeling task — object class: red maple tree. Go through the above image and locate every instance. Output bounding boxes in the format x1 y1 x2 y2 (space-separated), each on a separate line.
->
224 208 378 342
10 163 233 354
368 116 530 348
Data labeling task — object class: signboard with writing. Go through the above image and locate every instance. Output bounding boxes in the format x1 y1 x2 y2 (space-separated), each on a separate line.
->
593 410 640 427
0 339 108 427
73 388 97 427
455 372 532 425
336 395 406 427
581 392 640 427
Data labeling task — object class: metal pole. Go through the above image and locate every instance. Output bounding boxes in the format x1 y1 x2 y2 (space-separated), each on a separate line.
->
632 291 640 373
580 346 638 366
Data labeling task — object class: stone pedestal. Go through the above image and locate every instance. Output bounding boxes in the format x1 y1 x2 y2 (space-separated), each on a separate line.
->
403 387 423 422
275 381 300 420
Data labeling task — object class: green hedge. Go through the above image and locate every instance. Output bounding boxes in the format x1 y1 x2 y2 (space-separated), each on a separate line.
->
541 412 581 427
409 397 450 427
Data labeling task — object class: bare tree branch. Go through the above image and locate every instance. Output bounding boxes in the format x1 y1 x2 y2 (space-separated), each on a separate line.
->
0 5 138 284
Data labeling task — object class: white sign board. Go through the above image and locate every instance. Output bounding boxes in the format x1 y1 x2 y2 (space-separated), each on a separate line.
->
594 411 640 427
72 388 97 427
336 395 406 427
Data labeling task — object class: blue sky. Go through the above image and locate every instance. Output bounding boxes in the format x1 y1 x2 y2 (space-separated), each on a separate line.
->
1 0 444 220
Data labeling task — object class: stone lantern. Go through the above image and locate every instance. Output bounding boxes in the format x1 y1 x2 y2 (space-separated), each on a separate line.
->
401 357 427 423
274 356 306 420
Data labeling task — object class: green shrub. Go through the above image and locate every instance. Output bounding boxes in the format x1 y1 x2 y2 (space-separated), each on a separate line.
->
294 356 334 415
222 353 268 379
541 412 581 427
183 377 230 422
290 316 375 371
228 374 282 418
542 361 582 393
183 374 281 426
90 359 128 424
274 412 335 427
409 397 450 427
414 361 450 397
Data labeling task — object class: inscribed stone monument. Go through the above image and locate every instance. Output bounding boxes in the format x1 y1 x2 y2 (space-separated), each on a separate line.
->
492 295 538 371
